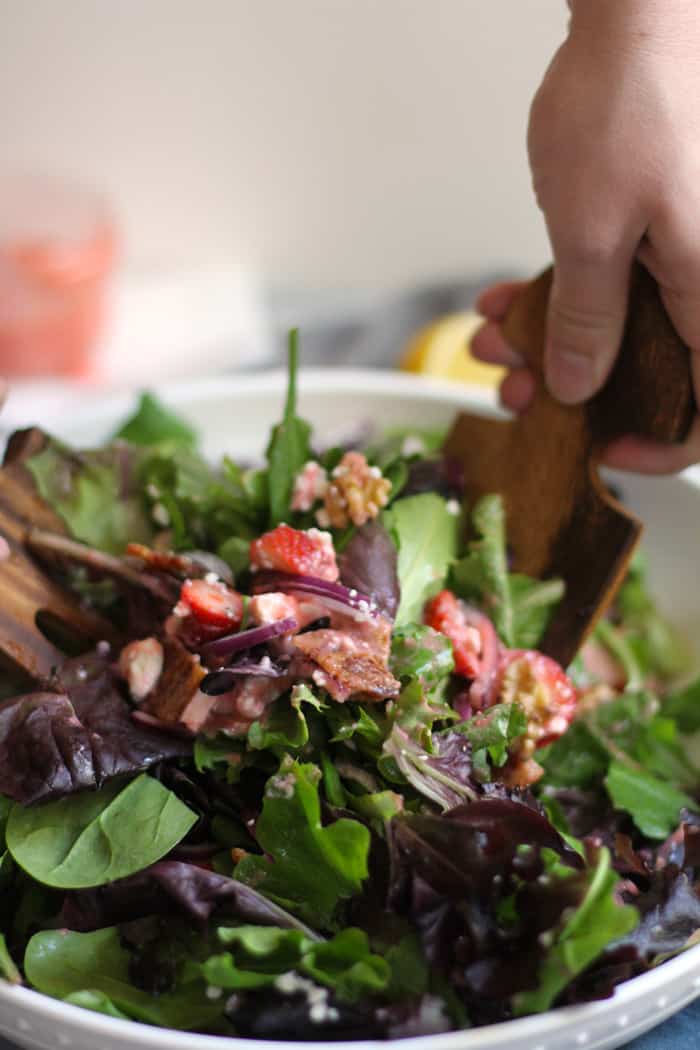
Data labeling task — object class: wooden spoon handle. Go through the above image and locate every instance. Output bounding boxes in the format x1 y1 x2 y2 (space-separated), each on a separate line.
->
502 263 695 449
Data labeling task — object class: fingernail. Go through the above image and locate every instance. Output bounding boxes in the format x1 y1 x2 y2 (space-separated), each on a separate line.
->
545 347 596 404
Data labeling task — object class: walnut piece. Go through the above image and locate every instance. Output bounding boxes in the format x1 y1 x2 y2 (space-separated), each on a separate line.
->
316 452 391 529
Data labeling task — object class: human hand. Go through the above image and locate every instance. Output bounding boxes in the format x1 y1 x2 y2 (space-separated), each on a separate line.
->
472 0 700 473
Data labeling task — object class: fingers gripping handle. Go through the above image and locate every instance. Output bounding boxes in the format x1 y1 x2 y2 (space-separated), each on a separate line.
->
502 263 695 448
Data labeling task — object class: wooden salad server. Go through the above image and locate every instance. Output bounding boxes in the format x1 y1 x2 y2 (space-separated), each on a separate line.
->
443 263 695 667
0 428 119 681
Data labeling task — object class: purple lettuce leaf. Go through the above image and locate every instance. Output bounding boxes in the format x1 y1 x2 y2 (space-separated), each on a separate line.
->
0 654 191 805
390 799 582 900
224 986 384 1041
61 860 320 939
339 521 400 619
402 455 464 501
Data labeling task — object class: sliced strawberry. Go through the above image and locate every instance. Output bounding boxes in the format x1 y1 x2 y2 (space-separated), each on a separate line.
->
179 579 244 631
424 589 499 683
249 524 339 582
493 649 577 749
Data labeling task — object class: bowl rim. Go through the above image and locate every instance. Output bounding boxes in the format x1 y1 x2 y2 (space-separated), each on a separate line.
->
3 367 699 1050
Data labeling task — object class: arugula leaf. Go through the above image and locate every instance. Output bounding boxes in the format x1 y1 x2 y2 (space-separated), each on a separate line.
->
453 703 527 776
235 758 370 928
7 775 196 888
27 440 153 554
451 495 562 648
24 928 220 1030
604 761 697 840
114 392 196 447
382 493 460 625
266 329 313 527
514 848 638 1014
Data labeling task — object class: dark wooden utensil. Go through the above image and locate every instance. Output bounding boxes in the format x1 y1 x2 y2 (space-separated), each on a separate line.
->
443 263 695 666
0 429 118 681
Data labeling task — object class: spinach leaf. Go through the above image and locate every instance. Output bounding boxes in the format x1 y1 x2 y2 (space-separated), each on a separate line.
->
604 762 697 840
451 494 562 648
235 759 370 928
382 493 460 625
514 848 638 1014
24 928 220 1030
114 392 196 447
538 720 610 790
26 440 153 554
266 329 313 527
7 775 196 888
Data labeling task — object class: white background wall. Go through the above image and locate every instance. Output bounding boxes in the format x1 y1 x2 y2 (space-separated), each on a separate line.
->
0 1 567 290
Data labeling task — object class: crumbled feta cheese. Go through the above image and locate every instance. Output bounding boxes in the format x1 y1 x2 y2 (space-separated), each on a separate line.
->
401 435 426 457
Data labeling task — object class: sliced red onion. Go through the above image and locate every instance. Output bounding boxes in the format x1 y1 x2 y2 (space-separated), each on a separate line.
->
200 617 298 662
252 571 379 620
200 656 288 695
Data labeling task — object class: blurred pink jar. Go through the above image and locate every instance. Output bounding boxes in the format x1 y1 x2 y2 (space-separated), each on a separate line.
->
0 176 116 377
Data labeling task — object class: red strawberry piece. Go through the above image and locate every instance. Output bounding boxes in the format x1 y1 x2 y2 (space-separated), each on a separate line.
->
249 524 339 582
180 579 244 631
424 589 498 678
493 649 578 749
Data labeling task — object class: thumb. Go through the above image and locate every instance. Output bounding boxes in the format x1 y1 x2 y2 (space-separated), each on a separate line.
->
545 249 633 404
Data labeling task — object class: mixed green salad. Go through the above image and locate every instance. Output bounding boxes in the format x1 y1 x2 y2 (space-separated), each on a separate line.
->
0 334 699 1040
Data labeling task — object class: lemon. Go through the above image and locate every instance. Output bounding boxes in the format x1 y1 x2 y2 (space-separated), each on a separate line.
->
400 310 505 387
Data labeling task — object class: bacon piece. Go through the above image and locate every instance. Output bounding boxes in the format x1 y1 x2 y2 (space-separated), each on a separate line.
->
294 628 399 703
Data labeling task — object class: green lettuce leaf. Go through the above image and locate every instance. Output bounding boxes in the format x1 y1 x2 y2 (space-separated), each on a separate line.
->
514 848 638 1014
26 440 153 554
382 493 460 626
453 702 527 776
451 494 562 648
604 761 697 840
114 392 196 447
234 758 370 928
301 928 390 1002
248 684 325 753
390 623 455 691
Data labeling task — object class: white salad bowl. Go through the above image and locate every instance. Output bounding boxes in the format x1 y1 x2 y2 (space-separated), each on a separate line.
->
1 368 699 1050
